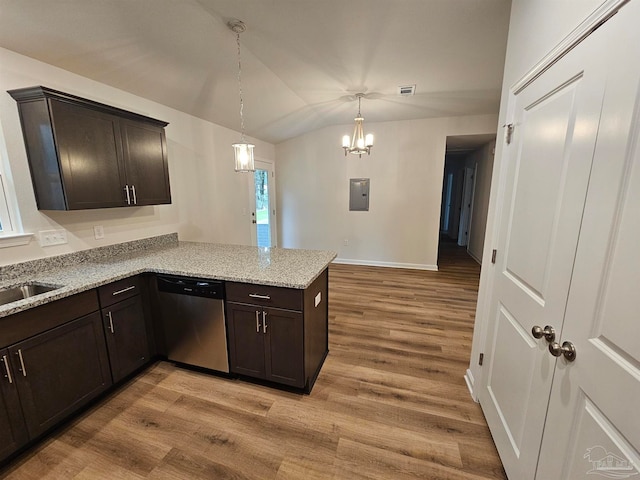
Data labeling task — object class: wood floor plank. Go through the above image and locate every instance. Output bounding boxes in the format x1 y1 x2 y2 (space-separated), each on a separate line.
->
0 241 506 479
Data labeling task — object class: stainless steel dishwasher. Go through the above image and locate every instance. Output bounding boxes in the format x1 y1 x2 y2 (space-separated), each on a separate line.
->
157 275 229 373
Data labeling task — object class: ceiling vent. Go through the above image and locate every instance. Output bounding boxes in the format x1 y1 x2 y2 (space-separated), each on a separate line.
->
398 84 416 96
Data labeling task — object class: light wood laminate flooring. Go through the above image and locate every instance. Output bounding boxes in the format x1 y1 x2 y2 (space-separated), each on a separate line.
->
1 244 506 479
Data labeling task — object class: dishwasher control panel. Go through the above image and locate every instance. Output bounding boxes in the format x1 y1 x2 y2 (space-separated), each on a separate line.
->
157 275 224 299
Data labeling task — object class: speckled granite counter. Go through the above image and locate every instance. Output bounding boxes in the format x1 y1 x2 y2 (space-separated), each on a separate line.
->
0 235 336 318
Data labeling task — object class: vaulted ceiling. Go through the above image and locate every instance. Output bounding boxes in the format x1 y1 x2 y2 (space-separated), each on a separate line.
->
0 0 511 144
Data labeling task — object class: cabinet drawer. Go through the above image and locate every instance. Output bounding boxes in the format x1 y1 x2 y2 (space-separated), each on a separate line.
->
226 282 302 311
98 276 141 307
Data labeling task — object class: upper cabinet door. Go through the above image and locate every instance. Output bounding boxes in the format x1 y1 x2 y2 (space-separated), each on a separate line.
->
120 119 171 206
50 99 127 209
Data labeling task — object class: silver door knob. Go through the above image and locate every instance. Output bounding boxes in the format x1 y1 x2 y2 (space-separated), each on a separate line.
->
532 325 556 343
549 341 576 362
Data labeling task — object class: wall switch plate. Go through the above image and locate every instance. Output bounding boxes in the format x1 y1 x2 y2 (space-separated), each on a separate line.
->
343 238 349 246
314 292 322 307
94 225 104 239
39 229 67 247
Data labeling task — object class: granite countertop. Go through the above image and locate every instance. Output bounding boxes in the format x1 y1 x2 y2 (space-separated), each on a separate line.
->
0 240 336 319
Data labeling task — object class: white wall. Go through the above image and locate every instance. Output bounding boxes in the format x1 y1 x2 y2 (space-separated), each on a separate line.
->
466 0 605 397
276 114 498 270
0 47 274 266
466 140 495 263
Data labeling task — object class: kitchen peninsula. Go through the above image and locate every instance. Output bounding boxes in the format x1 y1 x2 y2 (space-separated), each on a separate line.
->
0 234 335 464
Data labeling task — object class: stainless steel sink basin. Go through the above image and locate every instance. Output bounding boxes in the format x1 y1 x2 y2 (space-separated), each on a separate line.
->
0 283 61 306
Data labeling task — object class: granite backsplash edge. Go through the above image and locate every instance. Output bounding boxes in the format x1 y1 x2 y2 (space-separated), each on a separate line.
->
0 233 179 282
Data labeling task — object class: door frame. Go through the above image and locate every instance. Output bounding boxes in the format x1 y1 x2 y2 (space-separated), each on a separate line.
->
248 158 277 248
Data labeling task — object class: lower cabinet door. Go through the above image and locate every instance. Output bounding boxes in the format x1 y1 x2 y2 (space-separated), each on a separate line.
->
226 303 267 379
102 295 150 383
0 348 29 462
9 311 112 439
264 308 304 388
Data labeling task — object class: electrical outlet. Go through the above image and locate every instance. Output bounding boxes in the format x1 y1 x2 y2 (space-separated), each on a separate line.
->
343 238 349 246
94 225 105 239
39 229 68 247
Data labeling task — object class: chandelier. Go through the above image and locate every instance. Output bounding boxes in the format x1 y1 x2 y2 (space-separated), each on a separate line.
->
342 93 374 157
228 19 255 172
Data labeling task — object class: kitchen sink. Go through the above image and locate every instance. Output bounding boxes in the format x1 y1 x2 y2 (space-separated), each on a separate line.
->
0 283 61 306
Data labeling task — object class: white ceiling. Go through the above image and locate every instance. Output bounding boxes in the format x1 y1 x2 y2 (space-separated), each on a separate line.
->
0 0 511 144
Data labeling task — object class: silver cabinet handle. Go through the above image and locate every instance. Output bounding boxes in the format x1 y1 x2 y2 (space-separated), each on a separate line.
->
107 311 115 334
124 185 131 205
2 355 12 384
249 294 271 300
262 311 268 334
112 285 136 296
16 349 27 377
131 184 137 205
255 310 261 333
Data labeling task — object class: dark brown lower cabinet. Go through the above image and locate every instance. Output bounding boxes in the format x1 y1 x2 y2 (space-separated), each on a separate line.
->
226 303 304 388
101 295 150 383
8 311 112 439
0 349 29 462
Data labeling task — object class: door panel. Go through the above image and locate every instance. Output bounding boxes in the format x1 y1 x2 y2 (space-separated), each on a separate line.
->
0 348 29 461
10 312 112 438
121 120 171 205
50 99 126 209
226 303 266 379
536 5 640 475
264 307 304 388
479 23 608 480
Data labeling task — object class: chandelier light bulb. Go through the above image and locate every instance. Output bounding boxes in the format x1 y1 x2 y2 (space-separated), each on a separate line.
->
342 135 350 148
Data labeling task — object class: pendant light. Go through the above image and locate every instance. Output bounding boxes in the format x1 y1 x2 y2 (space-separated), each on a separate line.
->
342 93 374 157
229 20 255 172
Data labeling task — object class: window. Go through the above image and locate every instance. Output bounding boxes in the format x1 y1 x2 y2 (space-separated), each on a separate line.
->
0 144 31 246
0 169 14 234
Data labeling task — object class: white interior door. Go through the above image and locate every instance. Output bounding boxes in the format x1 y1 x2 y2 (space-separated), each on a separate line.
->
477 24 608 480
536 3 640 478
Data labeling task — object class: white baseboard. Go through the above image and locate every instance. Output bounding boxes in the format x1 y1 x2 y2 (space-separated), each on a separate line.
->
332 258 438 271
464 369 479 403
467 249 482 265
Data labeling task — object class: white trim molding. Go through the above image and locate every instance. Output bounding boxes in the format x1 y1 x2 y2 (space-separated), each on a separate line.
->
0 232 33 248
333 258 438 271
513 0 629 94
464 369 478 402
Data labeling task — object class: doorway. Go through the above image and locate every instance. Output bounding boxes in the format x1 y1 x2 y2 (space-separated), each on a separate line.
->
250 160 277 247
438 134 496 265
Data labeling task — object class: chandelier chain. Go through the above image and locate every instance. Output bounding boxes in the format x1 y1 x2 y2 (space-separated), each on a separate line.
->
236 30 245 141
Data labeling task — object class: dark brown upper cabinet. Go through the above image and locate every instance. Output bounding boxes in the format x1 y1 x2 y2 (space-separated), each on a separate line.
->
8 86 171 210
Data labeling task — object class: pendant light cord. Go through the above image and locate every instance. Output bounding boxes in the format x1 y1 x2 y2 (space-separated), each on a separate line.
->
236 31 245 142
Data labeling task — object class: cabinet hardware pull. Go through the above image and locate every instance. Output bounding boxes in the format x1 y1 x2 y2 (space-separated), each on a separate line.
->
249 294 271 300
131 184 137 205
262 311 268 334
16 349 27 377
2 355 12 384
124 185 131 205
255 310 261 333
107 311 115 334
112 285 136 296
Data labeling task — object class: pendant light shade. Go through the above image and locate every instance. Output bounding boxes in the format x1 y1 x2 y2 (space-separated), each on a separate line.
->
232 142 255 172
342 93 374 157
229 19 255 172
